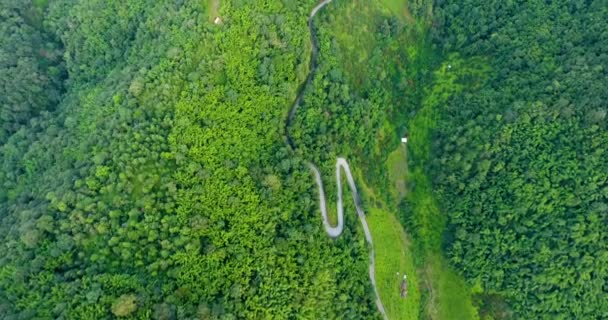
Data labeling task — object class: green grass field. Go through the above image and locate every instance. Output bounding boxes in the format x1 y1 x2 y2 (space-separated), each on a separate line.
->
355 161 419 320
387 144 408 204
362 141 477 320
431 254 480 320
357 137 420 320
378 0 415 24
368 208 419 320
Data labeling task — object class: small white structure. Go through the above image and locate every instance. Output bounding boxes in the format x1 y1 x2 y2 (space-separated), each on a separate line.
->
214 17 222 25
401 137 408 144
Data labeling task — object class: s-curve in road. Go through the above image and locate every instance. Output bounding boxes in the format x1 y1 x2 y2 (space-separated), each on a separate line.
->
283 1 388 318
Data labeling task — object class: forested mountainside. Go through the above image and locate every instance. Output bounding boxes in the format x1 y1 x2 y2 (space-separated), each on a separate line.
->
1 0 606 319
429 0 608 318
0 0 65 144
290 1 426 212
0 0 387 318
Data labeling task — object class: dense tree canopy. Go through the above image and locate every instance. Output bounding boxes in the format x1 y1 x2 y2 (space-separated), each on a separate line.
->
0 0 393 318
0 0 65 143
1 0 606 319
428 0 608 318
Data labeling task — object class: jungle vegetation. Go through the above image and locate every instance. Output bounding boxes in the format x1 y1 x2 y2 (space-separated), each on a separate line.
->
0 0 383 318
0 0 606 319
425 0 608 319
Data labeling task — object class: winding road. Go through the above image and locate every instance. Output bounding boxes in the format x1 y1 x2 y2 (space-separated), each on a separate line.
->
284 1 388 318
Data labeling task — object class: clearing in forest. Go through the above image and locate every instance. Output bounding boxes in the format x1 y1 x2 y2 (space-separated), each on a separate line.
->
378 0 415 24
319 0 422 318
387 144 408 203
368 207 419 320
356 140 418 320
206 0 220 23
324 0 416 88
407 56 489 320
315 0 480 318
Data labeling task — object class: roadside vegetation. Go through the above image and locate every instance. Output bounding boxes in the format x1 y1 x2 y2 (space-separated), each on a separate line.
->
355 151 420 320
368 208 419 320
288 1 428 319
290 1 481 319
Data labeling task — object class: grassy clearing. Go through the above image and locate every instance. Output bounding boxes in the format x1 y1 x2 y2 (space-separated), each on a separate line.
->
368 208 419 320
406 55 490 320
379 0 406 15
419 254 480 320
357 135 419 320
323 0 416 88
206 0 220 23
387 144 408 204
379 0 416 24
420 254 479 319
433 254 480 320
356 167 419 320
378 0 415 24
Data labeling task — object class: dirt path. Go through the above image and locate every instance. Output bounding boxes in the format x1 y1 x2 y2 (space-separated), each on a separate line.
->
284 1 388 319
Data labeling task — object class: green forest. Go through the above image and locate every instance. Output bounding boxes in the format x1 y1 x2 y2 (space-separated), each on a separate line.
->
429 1 608 318
0 0 606 319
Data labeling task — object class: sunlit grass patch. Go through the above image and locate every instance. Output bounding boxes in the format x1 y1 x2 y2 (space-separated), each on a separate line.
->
368 208 419 320
387 144 408 204
206 0 220 23
320 0 416 89
421 254 480 320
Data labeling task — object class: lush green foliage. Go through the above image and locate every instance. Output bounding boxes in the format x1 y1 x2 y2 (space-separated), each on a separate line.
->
403 55 484 320
353 144 421 320
367 207 419 320
0 0 387 318
428 0 608 318
0 0 65 143
286 1 478 319
289 0 425 207
2 0 605 318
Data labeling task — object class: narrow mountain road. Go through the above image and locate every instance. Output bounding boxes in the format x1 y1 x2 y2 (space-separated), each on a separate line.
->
309 159 387 319
284 1 388 319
